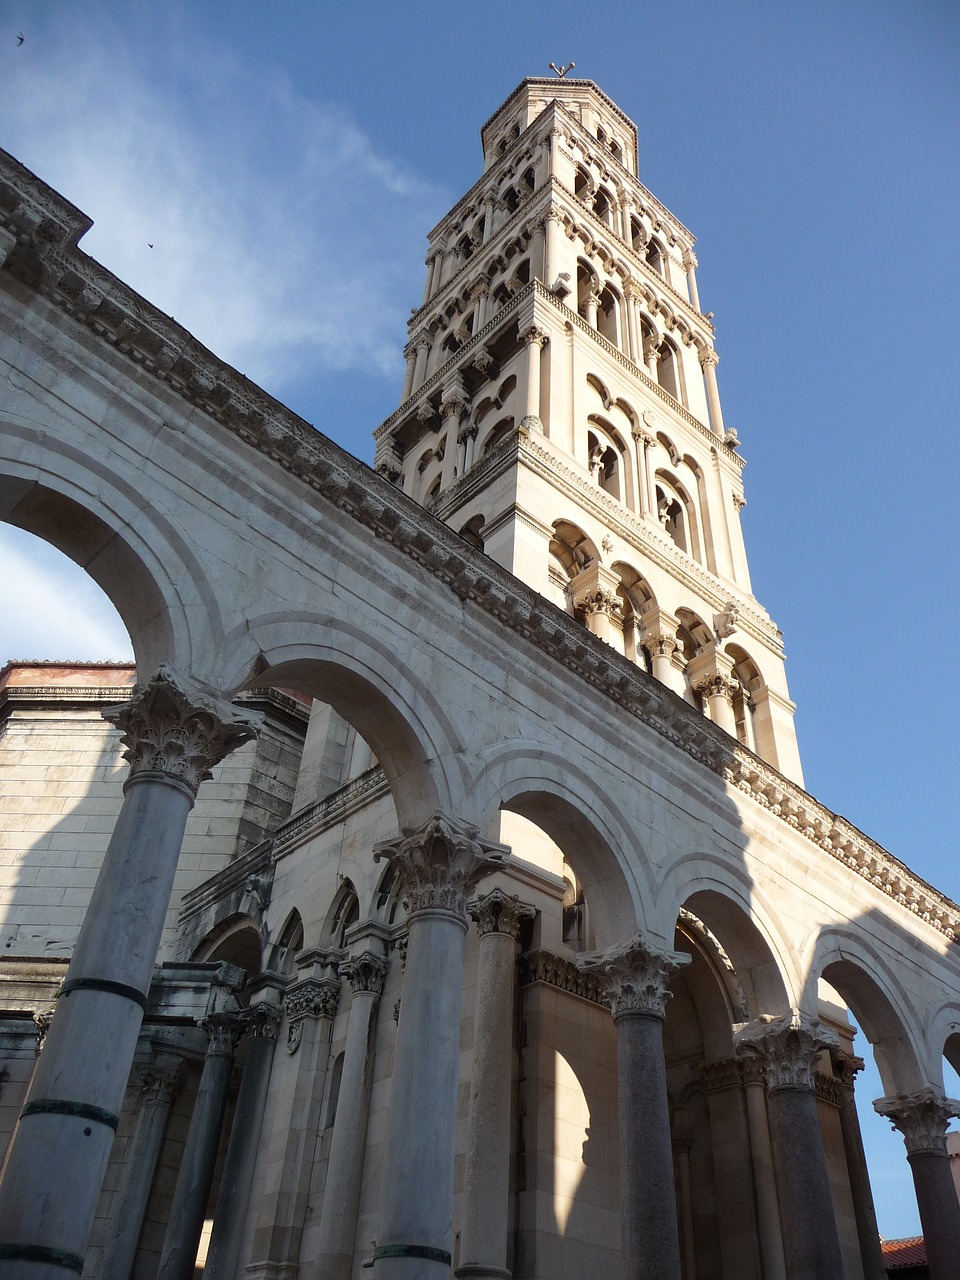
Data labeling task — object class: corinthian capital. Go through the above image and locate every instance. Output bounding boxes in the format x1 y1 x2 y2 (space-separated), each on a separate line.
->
201 1010 246 1056
374 812 509 920
340 950 388 996
698 346 719 368
578 935 690 1023
470 887 535 938
735 1011 839 1092
103 664 261 798
874 1088 960 1155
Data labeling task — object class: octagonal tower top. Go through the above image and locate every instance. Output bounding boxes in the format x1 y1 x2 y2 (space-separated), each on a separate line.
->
480 78 639 177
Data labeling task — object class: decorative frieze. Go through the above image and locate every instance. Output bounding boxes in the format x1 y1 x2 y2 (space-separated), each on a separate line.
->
470 887 535 938
577 935 690 1023
102 664 261 798
518 949 606 1005
735 1011 839 1093
874 1088 960 1156
373 811 509 919
701 1057 742 1093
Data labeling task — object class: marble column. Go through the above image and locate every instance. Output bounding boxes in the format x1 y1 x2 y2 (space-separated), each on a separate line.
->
694 675 738 737
412 339 430 391
456 889 534 1280
157 1011 245 1280
371 813 509 1279
520 324 547 432
736 1012 844 1280
440 386 466 491
739 1054 787 1280
312 949 388 1280
874 1087 960 1280
246 959 341 1277
580 936 691 1280
683 250 701 312
204 1005 282 1280
0 666 258 1280
643 335 661 384
585 290 599 329
94 1057 183 1280
543 212 562 288
831 1052 885 1280
699 348 725 437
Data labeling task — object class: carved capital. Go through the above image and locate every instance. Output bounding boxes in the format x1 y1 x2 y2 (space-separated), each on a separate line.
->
340 950 388 996
683 250 699 272
874 1088 960 1156
642 336 662 364
520 324 548 349
473 347 495 376
701 1057 742 1092
201 1010 245 1056
830 1049 865 1090
646 630 680 659
732 492 747 512
241 1004 282 1041
578 935 690 1023
735 1011 839 1092
283 978 341 1024
470 887 535 939
698 347 719 368
373 811 509 920
576 588 623 620
102 664 261 798
693 674 738 706
137 1059 184 1106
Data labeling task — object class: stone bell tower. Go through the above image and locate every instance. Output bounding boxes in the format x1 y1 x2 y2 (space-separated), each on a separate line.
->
374 77 803 784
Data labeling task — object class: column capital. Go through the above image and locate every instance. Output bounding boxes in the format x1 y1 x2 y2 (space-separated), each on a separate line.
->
240 1003 282 1041
201 1010 246 1056
135 1057 184 1105
692 673 738 706
643 335 662 364
578 935 690 1023
102 663 261 799
683 250 699 272
374 811 509 921
469 886 535 939
340 949 388 996
698 346 720 368
520 323 549 349
874 1087 960 1155
735 1011 839 1092
830 1048 865 1089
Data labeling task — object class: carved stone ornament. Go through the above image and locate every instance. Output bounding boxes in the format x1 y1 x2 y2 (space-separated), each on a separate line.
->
698 347 720 368
201 1010 246 1056
102 663 262 798
830 1049 865 1090
693 674 738 705
32 1007 54 1055
576 588 623 620
340 950 388 996
873 1088 960 1155
520 324 548 349
577 935 691 1023
373 811 509 920
470 887 535 939
136 1060 184 1106
241 1004 282 1041
713 601 740 640
734 1011 839 1092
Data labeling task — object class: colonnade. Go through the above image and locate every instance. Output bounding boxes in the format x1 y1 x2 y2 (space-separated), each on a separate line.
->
2 665 960 1280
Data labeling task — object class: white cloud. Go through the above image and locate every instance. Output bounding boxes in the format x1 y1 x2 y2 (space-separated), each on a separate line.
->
0 8 449 393
0 528 132 663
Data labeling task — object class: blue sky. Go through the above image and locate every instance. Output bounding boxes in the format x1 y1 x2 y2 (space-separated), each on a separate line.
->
1 0 958 1239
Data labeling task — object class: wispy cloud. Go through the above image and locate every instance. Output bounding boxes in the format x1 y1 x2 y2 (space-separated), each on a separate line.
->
0 8 449 393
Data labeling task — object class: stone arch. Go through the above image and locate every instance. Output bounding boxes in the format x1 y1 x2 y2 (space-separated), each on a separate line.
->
217 614 464 827
807 928 927 1093
322 878 360 948
472 741 652 946
192 913 263 978
0 428 220 676
265 908 304 975
929 1001 960 1084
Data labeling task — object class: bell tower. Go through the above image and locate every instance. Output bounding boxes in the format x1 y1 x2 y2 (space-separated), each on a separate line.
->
374 77 802 783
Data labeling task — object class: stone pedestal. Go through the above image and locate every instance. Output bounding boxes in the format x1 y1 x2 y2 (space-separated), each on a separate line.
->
737 1012 844 1280
874 1088 960 1280
456 889 534 1280
580 936 690 1280
0 666 258 1280
312 949 388 1280
371 813 508 1279
204 1005 282 1280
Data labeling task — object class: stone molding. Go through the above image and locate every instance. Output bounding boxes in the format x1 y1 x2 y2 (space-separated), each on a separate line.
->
272 766 389 860
4 152 960 945
874 1088 960 1155
374 812 509 920
577 935 690 1023
518 949 607 1005
102 664 262 799
339 950 388 996
735 1011 839 1093
469 887 535 938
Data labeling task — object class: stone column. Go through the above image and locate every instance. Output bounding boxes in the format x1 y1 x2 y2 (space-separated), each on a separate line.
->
640 430 658 516
371 813 508 1278
412 338 430 391
674 1135 697 1280
643 334 661 384
204 1005 282 1280
0 666 258 1280
623 285 639 363
874 1088 960 1280
699 348 725 437
736 1012 844 1280
683 250 701 312
402 348 417 402
94 1057 184 1280
579 936 691 1280
585 290 600 329
520 325 548 432
473 283 489 330
830 1052 885 1280
543 212 562 287
312 949 388 1280
456 889 534 1280
157 1011 245 1280
739 1054 787 1280
693 675 738 737
530 220 546 283
440 384 466 491
246 959 341 1277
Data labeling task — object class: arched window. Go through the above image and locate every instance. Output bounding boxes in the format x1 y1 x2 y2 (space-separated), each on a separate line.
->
614 563 656 669
325 883 360 947
655 471 701 562
548 520 597 611
726 644 764 752
458 513 485 551
592 187 614 228
587 420 627 502
480 416 516 457
657 339 682 402
597 284 620 345
631 218 647 254
645 237 665 276
574 165 593 202
577 261 600 326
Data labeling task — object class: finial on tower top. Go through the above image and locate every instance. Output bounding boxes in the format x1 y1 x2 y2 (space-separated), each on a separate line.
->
548 61 575 78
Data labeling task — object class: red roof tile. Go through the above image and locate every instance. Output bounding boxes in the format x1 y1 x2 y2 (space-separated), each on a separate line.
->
882 1236 927 1267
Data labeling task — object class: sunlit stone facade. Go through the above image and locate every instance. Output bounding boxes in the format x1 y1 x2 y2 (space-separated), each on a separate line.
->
1 78 959 1280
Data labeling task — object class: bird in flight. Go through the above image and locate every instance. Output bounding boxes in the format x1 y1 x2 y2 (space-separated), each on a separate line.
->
147 243 154 249
16 32 25 45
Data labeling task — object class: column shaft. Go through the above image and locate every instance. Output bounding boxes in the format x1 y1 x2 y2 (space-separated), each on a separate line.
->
701 355 725 437
742 1078 787 1280
833 1066 885 1280
907 1151 960 1280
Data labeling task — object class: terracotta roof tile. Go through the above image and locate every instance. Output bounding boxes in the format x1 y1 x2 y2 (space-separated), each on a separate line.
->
881 1236 927 1267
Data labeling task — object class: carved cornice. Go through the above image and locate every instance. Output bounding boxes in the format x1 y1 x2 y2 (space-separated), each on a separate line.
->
374 812 509 920
340 950 387 996
470 887 535 939
577 935 690 1022
815 1072 843 1108
102 664 261 798
735 1011 839 1093
518 949 607 1005
4 153 959 946
874 1088 960 1156
701 1058 742 1092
